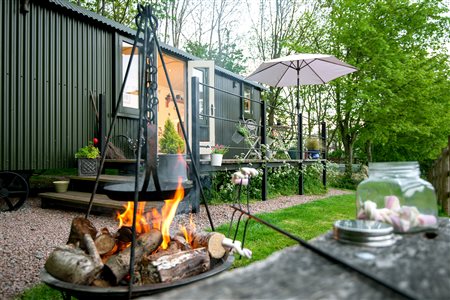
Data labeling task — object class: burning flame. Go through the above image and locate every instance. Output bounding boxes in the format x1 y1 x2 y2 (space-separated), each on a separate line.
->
180 214 196 245
160 178 185 249
116 177 185 250
116 202 150 234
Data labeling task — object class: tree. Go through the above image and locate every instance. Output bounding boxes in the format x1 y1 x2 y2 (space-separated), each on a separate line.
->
68 0 173 29
184 39 247 74
320 0 450 174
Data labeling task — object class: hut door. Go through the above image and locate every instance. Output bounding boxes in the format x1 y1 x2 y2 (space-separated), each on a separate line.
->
187 61 215 155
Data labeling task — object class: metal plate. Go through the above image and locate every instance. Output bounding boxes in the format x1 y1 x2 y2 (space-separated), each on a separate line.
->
103 180 193 202
41 255 234 299
333 220 393 237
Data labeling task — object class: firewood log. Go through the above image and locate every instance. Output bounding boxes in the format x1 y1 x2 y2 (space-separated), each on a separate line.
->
138 247 210 284
171 235 192 251
94 228 117 256
192 232 226 259
104 229 162 284
44 235 103 285
67 217 97 250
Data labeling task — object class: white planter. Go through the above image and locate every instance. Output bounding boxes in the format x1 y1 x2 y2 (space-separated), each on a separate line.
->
211 154 223 166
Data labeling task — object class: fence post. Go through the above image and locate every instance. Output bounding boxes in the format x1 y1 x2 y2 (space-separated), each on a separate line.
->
298 113 304 195
261 99 267 201
191 77 200 213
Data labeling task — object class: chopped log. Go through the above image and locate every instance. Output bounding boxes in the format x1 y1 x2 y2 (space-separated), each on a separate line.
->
84 234 103 269
116 226 133 243
95 230 117 256
192 232 226 259
171 235 192 251
44 244 102 285
67 217 97 250
139 247 210 284
145 240 181 261
104 229 162 284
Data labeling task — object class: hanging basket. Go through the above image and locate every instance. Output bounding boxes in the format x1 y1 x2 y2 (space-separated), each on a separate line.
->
232 131 245 144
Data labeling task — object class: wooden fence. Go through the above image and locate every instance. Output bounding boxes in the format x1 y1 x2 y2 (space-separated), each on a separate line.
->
429 136 450 215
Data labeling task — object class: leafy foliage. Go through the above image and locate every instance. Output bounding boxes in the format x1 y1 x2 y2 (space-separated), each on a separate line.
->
159 119 185 154
205 162 342 204
303 0 450 171
184 39 247 74
74 142 100 159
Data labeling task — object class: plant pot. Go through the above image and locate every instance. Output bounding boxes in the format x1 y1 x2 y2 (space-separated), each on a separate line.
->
211 154 223 167
77 158 99 176
288 149 298 159
158 154 187 183
309 149 320 159
53 181 69 193
231 131 245 144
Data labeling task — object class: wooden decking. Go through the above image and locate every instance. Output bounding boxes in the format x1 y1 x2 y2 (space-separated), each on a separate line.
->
39 191 163 214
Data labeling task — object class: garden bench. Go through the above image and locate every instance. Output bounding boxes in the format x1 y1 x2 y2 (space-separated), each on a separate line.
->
142 218 450 299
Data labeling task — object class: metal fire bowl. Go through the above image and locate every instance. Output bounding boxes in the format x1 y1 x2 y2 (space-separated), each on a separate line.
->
103 180 193 202
41 255 234 299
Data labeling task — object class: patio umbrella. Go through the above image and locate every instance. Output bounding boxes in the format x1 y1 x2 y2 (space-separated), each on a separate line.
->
246 53 357 110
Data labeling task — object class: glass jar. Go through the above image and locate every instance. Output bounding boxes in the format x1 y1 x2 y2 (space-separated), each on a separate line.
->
356 161 438 233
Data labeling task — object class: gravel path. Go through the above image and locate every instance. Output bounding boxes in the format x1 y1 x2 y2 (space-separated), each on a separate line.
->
0 189 351 299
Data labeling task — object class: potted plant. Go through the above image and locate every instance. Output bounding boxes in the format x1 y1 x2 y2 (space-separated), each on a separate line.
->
75 142 100 176
210 144 229 166
305 137 321 159
159 119 187 183
231 123 249 144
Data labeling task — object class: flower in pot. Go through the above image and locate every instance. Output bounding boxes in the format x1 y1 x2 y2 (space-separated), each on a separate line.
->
210 144 228 166
305 137 321 159
75 142 100 176
159 119 187 182
231 123 249 144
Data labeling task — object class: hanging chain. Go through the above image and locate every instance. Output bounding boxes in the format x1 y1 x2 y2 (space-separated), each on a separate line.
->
141 5 158 125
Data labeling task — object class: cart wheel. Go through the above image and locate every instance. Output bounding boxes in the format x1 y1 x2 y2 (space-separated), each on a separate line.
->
0 171 29 211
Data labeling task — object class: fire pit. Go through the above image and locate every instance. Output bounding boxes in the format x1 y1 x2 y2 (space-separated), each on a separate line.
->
41 5 233 299
41 256 234 299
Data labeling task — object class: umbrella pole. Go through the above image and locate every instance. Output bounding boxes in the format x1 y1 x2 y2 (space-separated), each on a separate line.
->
296 66 304 195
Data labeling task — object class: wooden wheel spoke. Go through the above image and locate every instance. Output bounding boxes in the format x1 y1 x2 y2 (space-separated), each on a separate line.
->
0 172 29 211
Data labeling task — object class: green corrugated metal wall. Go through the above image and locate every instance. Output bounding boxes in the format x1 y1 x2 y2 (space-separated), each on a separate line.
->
0 0 114 170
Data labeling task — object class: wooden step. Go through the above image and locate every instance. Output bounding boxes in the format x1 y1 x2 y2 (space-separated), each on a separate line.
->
39 191 163 215
68 174 135 183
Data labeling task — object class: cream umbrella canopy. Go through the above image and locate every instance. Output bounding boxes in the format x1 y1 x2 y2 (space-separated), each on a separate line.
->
246 53 357 110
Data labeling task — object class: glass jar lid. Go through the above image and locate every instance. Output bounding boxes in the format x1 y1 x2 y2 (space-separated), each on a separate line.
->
333 220 396 247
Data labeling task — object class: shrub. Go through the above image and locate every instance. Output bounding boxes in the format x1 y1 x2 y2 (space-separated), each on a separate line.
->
160 119 185 154
75 142 100 159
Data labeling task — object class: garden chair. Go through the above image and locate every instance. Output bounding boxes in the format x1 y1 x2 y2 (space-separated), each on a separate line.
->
243 119 262 159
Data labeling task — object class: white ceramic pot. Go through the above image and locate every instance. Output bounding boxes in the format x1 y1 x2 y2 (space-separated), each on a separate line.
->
211 154 223 166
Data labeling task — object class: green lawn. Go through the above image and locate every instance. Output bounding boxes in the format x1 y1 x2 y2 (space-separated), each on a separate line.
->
17 193 356 299
215 193 356 268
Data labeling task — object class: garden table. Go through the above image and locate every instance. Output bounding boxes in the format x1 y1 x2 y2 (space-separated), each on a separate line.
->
140 218 450 299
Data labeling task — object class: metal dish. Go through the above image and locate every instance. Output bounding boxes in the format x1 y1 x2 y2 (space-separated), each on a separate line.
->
41 255 234 299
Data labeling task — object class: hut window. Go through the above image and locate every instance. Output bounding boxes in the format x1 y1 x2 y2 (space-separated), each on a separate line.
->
242 85 253 118
121 41 140 110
